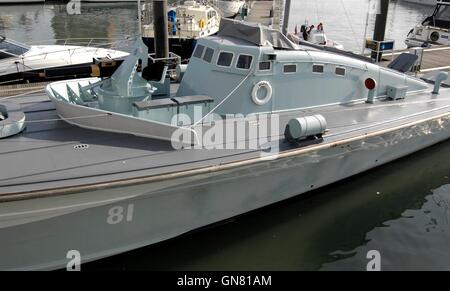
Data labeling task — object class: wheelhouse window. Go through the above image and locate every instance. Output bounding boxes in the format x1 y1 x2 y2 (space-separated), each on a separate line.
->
208 10 217 19
217 52 234 67
193 45 205 59
236 54 253 70
0 51 13 59
335 67 346 76
283 64 297 73
313 64 324 73
203 47 214 63
259 61 271 71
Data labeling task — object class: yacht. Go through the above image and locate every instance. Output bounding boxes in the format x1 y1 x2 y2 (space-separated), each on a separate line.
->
81 0 137 2
143 0 220 60
402 0 436 6
405 0 450 47
1 19 450 270
0 36 129 85
287 23 344 50
0 0 44 3
215 0 245 18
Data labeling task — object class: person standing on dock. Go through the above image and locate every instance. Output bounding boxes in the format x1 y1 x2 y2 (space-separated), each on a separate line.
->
301 25 308 41
317 22 323 32
307 25 315 40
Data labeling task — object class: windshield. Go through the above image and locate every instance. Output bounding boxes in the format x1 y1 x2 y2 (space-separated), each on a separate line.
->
436 4 450 19
0 36 30 59
423 5 450 29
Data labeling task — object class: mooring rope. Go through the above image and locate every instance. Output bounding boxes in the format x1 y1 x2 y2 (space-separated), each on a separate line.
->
192 68 255 127
0 89 45 100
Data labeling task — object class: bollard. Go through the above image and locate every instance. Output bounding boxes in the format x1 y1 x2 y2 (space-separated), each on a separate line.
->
432 72 448 95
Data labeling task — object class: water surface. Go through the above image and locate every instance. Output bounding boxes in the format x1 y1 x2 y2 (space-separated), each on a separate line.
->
0 0 435 51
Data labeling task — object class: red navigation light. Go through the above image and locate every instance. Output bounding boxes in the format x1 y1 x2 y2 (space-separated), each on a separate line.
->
365 78 377 90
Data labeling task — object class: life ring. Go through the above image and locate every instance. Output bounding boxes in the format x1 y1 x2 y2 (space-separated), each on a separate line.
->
430 31 440 42
251 81 273 106
199 19 206 29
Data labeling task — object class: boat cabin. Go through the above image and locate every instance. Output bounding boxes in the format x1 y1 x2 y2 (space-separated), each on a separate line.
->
177 18 427 115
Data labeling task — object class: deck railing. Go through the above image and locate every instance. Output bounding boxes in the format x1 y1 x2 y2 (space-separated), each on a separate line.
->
0 37 135 71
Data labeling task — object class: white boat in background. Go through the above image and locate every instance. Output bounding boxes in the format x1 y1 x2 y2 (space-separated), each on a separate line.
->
402 0 437 6
80 0 137 2
0 36 129 84
0 0 44 3
214 0 245 18
405 0 450 47
287 23 344 50
143 0 220 59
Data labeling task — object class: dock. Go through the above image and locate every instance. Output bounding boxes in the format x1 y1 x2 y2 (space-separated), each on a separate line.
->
377 46 450 73
245 0 283 30
245 0 275 27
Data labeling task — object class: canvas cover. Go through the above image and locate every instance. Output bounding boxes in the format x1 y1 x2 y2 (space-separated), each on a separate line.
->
217 18 298 50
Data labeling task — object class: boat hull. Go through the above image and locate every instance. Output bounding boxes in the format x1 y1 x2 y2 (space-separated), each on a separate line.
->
0 0 43 3
0 45 128 85
217 0 244 18
0 63 104 85
1 113 450 270
405 32 450 48
402 0 436 6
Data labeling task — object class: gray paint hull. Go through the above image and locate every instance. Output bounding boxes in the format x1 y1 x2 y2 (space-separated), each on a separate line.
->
1 113 449 270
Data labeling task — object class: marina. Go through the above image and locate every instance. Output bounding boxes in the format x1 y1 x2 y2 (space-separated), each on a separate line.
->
1 0 450 272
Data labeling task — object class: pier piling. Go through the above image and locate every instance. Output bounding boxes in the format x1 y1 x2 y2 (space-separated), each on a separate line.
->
371 0 390 61
152 0 169 59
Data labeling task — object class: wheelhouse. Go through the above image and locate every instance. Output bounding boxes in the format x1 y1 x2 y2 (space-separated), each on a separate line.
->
177 19 428 116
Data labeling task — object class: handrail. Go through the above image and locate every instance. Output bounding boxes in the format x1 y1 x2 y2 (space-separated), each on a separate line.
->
0 44 131 77
26 37 134 46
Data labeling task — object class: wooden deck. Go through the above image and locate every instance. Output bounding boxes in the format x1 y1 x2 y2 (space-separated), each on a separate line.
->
377 46 450 73
245 0 276 27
